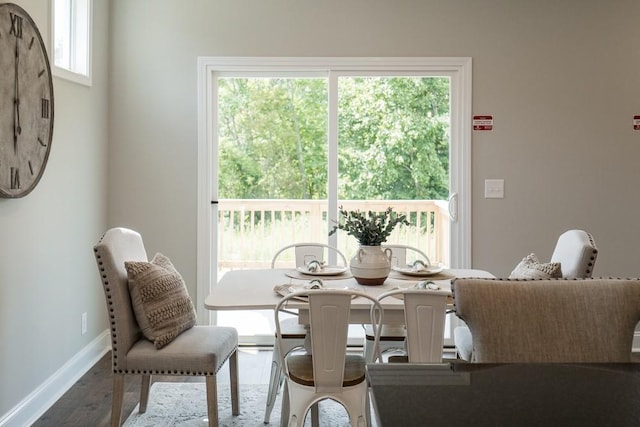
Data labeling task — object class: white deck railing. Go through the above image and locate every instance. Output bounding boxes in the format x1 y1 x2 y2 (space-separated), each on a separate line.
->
217 199 450 269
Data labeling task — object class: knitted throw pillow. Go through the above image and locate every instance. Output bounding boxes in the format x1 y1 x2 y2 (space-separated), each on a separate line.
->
125 253 197 349
509 253 562 279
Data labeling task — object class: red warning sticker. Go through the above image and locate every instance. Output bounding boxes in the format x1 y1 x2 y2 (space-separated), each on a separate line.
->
473 115 493 131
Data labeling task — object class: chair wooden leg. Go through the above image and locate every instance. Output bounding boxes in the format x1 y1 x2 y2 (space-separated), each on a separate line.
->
206 375 219 427
110 373 125 427
229 349 240 415
139 374 151 413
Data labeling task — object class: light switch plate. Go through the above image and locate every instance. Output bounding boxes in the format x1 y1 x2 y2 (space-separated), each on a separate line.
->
484 179 504 198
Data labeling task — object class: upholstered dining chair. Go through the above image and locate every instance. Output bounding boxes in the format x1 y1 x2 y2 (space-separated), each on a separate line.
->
265 242 348 423
275 289 383 427
93 227 239 427
364 244 432 361
454 229 599 361
549 229 598 278
377 289 449 363
452 278 640 363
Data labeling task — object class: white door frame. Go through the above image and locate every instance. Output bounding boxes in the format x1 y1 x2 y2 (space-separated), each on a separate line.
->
196 57 472 324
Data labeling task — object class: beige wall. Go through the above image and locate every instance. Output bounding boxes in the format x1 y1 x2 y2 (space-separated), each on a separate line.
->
0 0 110 420
2 0 640 422
109 0 640 283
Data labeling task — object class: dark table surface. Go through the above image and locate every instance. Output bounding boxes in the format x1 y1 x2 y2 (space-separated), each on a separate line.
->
366 362 640 427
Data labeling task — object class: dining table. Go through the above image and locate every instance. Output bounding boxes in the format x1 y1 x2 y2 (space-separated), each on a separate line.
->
204 267 495 324
205 266 494 427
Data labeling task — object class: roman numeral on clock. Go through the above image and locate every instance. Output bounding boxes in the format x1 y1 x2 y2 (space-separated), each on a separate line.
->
9 12 22 38
10 167 20 189
42 98 50 119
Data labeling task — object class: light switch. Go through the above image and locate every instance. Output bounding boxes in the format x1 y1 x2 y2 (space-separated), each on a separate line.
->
484 179 504 198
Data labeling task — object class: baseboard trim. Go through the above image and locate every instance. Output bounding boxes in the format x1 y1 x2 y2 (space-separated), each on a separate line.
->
0 330 111 427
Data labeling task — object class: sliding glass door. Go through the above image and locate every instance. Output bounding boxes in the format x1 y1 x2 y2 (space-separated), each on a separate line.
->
196 57 472 345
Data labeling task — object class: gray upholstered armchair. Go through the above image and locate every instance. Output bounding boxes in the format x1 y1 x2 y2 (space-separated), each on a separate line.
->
454 229 598 361
452 278 640 363
94 228 239 426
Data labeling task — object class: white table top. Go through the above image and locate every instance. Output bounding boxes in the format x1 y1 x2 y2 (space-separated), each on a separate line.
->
205 268 495 314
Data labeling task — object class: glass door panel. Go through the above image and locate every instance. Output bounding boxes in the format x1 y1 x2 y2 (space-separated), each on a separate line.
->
216 76 328 343
335 76 454 343
335 76 450 265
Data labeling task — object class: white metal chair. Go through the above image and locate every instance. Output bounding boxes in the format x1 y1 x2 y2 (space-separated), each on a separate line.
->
93 228 239 427
275 289 383 426
264 243 348 423
377 288 449 363
270 242 348 269
454 229 599 361
364 244 432 361
383 244 431 269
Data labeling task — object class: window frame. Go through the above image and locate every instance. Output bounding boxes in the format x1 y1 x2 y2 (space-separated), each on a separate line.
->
51 0 93 86
196 57 472 324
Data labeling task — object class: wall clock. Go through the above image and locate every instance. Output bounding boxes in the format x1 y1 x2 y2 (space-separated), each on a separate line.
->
0 3 54 198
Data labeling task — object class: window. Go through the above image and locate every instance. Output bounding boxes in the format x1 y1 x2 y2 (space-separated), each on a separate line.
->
52 0 92 86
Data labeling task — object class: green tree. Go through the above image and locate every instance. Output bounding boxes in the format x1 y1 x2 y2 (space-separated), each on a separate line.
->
218 78 327 199
338 77 449 200
217 76 450 201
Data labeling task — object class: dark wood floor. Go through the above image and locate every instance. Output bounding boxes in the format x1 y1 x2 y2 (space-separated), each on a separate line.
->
32 348 273 427
31 349 640 426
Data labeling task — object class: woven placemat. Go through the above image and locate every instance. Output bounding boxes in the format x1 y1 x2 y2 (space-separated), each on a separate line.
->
388 269 456 281
285 269 353 280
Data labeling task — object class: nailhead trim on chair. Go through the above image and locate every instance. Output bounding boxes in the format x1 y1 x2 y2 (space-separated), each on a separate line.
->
584 232 598 276
94 234 234 377
451 276 639 299
94 233 123 371
112 359 230 376
95 240 126 373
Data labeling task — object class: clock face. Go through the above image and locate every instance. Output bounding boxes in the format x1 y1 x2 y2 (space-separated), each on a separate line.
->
0 3 54 198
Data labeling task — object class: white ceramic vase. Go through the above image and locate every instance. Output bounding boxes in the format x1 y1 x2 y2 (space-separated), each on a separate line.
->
350 245 393 286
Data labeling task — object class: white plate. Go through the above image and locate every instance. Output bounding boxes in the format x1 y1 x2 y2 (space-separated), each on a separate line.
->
392 265 445 276
295 266 348 276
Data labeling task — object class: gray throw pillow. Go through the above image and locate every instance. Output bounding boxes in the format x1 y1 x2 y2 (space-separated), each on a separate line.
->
509 253 562 279
125 253 197 349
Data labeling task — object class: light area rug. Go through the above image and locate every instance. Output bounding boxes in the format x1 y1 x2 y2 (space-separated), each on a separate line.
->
123 382 377 426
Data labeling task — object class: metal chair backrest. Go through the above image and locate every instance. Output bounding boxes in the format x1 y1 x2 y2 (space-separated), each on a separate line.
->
271 242 348 269
383 244 431 268
378 288 448 363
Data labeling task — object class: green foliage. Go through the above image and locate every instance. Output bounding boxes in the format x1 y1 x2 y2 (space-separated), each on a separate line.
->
218 78 328 199
217 76 450 201
328 206 411 246
337 77 449 200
